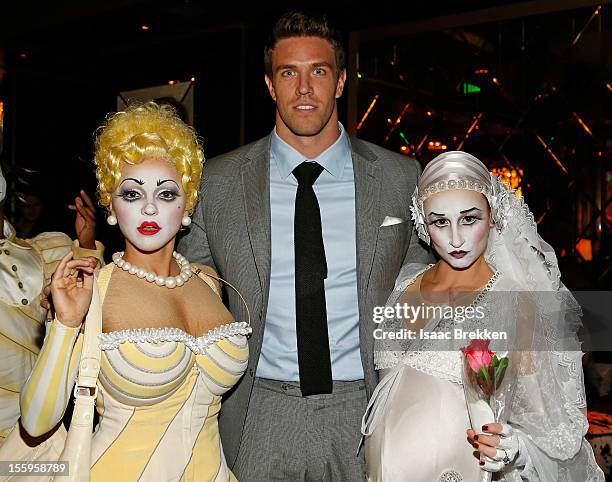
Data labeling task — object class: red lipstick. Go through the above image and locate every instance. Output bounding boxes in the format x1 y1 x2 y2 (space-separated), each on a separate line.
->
449 250 468 259
138 221 161 236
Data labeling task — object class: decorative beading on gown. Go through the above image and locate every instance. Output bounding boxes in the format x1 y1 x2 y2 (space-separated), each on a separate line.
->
438 469 463 482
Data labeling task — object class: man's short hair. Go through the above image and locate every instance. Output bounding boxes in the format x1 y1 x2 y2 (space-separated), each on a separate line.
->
264 11 346 78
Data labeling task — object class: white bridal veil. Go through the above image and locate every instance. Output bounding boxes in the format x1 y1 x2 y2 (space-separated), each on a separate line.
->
370 151 603 481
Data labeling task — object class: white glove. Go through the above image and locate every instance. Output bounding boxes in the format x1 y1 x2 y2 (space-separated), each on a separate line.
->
480 423 521 473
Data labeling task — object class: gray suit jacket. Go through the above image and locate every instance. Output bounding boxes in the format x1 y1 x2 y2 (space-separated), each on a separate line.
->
178 134 432 467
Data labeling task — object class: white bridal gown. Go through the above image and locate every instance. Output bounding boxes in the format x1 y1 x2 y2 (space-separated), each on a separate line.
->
365 362 481 482
362 264 604 482
364 268 488 482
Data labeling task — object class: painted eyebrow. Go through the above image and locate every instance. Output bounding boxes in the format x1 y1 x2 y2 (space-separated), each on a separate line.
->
428 207 482 216
459 207 482 214
156 179 179 187
119 178 144 187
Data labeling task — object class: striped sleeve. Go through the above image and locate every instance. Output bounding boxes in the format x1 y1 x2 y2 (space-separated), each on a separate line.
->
19 318 83 437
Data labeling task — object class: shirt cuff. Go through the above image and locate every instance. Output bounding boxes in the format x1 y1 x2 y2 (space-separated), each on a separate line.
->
72 239 105 262
51 316 83 334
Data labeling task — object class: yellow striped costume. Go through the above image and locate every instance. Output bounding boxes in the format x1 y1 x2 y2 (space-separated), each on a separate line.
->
0 220 103 445
20 263 250 481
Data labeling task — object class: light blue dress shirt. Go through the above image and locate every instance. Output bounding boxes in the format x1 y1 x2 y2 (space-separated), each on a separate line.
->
256 123 364 382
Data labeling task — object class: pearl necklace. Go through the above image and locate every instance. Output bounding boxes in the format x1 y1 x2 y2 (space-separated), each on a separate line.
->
111 251 193 289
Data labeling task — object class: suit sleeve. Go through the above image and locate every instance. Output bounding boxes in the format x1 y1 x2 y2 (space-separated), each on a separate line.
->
177 175 216 270
402 159 435 266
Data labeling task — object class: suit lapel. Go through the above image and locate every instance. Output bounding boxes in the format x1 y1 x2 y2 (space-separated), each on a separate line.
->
241 137 272 300
352 137 381 296
239 135 381 311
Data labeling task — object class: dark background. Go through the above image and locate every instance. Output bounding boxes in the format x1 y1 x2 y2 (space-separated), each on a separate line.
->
1 1 609 286
0 0 526 241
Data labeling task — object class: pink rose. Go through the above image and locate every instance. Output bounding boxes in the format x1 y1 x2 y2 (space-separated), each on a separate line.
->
461 339 494 373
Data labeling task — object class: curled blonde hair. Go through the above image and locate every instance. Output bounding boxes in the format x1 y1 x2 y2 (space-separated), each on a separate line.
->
94 101 204 213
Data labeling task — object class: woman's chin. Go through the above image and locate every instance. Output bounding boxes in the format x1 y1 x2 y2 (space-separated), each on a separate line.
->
124 235 177 254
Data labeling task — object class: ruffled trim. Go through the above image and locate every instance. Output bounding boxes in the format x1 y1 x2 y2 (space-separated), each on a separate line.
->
98 322 252 353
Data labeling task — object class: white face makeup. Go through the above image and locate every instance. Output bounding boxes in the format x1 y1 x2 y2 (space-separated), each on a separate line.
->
111 157 186 253
423 189 494 269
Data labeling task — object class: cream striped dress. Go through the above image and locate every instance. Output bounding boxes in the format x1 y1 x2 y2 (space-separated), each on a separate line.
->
20 263 250 481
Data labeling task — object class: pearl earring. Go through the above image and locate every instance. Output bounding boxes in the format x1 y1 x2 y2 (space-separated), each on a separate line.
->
181 215 192 227
107 214 117 226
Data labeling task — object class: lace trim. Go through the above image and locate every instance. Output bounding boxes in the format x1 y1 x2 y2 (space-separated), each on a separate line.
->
554 350 587 409
374 351 403 371
402 276 498 383
403 351 463 384
376 271 500 383
472 271 500 304
538 400 588 460
394 263 435 294
98 322 252 353
373 263 433 372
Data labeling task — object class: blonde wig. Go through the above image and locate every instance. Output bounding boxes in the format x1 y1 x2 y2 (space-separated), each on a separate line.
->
94 101 204 213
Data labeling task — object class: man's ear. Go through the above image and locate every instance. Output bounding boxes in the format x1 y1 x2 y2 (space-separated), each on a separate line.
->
335 69 347 98
264 74 276 101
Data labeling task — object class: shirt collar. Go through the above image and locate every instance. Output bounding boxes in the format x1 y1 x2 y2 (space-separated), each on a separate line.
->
270 122 352 180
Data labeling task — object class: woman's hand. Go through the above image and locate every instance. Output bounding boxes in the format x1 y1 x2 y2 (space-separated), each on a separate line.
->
50 252 98 327
467 423 520 472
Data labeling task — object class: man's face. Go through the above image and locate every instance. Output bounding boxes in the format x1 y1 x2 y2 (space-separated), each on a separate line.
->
111 157 186 253
265 36 346 137
423 189 494 270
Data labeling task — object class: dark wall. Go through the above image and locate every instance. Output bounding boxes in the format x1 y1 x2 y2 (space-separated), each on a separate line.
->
3 25 273 246
0 1 528 247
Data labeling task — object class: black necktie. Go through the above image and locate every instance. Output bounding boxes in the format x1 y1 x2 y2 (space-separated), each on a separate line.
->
293 161 333 396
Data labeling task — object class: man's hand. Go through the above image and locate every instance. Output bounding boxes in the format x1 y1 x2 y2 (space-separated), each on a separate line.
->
68 190 97 250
